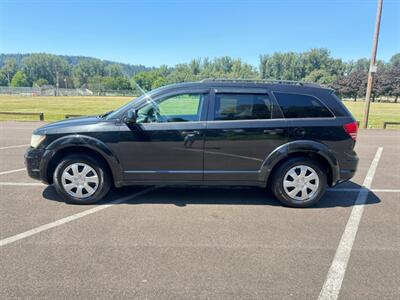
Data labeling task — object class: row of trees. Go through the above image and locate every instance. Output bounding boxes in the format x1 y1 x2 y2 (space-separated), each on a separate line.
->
331 67 400 101
1 50 399 100
0 53 148 90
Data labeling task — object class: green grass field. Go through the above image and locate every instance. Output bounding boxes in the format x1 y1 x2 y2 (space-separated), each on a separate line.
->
0 95 399 128
343 101 400 128
0 96 131 121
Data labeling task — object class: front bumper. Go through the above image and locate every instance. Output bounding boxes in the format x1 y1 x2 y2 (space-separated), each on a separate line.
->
24 147 45 182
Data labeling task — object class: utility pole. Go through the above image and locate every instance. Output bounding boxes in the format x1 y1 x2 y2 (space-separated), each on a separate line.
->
55 70 59 96
362 0 383 128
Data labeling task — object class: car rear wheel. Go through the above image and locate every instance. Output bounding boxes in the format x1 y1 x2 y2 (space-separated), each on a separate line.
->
271 157 327 207
53 154 110 204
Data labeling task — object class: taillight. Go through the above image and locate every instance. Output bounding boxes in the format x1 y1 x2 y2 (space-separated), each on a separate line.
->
343 121 358 141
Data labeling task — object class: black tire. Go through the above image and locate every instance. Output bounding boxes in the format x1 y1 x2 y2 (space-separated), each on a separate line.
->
53 154 111 204
271 157 327 208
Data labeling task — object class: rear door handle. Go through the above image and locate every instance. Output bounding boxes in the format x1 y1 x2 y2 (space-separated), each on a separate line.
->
182 130 200 136
294 127 306 138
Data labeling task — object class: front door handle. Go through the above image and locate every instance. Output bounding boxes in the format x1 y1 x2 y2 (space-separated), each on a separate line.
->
263 129 284 134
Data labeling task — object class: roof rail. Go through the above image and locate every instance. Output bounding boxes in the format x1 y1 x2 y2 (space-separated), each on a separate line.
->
199 78 321 87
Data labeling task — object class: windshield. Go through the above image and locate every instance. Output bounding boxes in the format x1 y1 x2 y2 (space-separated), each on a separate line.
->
105 86 164 120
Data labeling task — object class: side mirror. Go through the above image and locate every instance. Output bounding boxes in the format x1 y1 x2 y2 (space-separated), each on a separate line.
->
124 110 137 124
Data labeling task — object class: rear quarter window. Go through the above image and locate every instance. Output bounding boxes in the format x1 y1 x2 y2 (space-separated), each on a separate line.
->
274 92 334 119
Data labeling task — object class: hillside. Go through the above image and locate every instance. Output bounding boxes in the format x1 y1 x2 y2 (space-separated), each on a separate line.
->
0 53 150 78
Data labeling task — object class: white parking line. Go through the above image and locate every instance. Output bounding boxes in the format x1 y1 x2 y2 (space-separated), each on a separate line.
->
0 182 45 186
0 144 29 150
0 186 158 247
318 147 383 300
328 188 400 193
371 188 400 193
0 168 26 176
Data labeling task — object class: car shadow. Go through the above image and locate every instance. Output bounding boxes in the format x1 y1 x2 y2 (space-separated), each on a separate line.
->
42 181 381 209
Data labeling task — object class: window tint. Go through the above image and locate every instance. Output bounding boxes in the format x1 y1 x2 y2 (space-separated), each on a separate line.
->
274 92 333 118
137 93 204 123
214 93 272 121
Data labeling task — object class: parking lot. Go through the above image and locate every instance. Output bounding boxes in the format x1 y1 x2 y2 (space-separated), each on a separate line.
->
0 121 399 299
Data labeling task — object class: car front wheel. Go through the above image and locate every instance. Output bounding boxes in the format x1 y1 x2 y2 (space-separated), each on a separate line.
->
271 157 327 207
53 154 111 204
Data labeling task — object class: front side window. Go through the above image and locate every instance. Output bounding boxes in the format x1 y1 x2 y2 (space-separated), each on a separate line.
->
214 93 272 121
136 93 204 123
274 92 333 118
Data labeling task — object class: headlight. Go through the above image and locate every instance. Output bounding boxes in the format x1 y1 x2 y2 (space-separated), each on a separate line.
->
30 134 46 148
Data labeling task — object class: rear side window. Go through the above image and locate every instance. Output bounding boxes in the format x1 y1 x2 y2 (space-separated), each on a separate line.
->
214 93 272 121
274 92 334 118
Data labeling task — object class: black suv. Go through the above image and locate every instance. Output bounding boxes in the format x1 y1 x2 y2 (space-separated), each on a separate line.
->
25 80 358 207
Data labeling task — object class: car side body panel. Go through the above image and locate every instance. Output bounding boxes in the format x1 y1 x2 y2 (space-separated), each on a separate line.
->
203 120 289 181
118 121 206 182
25 81 358 192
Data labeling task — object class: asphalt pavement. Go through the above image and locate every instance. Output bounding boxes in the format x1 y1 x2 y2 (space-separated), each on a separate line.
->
0 121 399 299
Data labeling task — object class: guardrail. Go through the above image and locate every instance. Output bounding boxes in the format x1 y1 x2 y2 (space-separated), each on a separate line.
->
0 111 44 121
383 121 400 129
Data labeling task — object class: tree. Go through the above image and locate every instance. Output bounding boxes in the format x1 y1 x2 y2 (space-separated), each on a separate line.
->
379 65 400 102
260 49 345 81
1 58 17 86
332 71 368 101
152 76 167 89
331 71 367 101
73 59 106 87
346 58 369 73
189 59 201 75
33 78 49 87
167 64 196 83
229 59 258 79
260 52 306 80
131 71 158 91
302 48 330 74
22 54 69 86
88 76 131 92
105 64 124 77
0 72 8 86
103 77 131 90
389 67 400 102
10 71 28 87
304 69 336 84
389 53 400 68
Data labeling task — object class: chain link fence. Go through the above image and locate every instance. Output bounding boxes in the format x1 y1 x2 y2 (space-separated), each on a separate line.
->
0 86 137 97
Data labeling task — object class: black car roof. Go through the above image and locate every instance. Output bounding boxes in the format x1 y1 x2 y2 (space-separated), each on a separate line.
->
155 79 333 94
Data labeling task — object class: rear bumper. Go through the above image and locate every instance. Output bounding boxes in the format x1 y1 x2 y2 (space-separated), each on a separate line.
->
338 168 357 183
336 152 359 184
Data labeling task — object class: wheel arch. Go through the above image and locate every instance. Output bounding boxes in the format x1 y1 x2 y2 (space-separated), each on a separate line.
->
40 135 123 186
261 140 339 187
